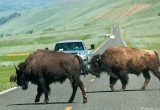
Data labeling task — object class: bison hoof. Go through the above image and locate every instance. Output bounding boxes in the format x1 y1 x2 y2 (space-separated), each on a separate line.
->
35 98 40 102
43 100 49 104
111 88 114 92
139 88 144 91
68 100 73 103
120 89 124 92
83 99 87 103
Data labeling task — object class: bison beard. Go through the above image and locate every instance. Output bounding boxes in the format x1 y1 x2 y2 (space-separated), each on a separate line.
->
14 49 87 104
90 46 160 92
10 73 17 83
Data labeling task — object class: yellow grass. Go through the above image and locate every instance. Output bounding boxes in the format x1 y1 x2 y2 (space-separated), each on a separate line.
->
6 53 29 56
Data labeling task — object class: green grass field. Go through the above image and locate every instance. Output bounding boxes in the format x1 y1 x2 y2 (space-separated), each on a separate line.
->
0 0 160 92
0 66 17 92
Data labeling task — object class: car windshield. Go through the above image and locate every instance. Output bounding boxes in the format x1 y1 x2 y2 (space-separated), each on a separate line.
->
54 42 84 51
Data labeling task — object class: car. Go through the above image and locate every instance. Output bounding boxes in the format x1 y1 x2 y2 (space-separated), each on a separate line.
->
110 34 115 39
53 40 94 75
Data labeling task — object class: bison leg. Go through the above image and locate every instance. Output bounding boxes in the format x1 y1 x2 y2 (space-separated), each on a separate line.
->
139 71 150 91
109 76 118 92
119 73 128 92
68 81 78 103
152 69 160 81
39 78 50 104
43 93 49 104
43 85 50 104
77 80 87 103
35 85 43 102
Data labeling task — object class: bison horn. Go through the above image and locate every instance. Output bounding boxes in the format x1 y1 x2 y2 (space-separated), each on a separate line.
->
14 63 20 71
97 54 101 61
98 55 101 60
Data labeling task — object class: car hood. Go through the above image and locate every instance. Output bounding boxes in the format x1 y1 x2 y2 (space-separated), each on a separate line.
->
63 50 87 56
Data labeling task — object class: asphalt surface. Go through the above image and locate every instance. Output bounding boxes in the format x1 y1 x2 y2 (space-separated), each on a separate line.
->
1 25 160 110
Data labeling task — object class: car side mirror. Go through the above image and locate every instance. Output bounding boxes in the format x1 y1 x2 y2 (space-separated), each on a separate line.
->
91 44 94 49
45 47 49 50
88 44 94 50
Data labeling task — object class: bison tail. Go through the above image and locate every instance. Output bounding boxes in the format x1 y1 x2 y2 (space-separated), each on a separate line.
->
154 51 160 66
75 55 86 76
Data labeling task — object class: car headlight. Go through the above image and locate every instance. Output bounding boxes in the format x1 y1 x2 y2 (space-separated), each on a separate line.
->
81 55 88 61
83 56 88 61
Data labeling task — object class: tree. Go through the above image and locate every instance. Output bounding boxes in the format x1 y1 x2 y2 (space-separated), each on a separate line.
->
26 29 34 34
0 12 21 25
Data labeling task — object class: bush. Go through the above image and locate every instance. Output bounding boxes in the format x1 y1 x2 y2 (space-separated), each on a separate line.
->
6 33 11 36
0 34 3 38
0 12 21 25
42 27 54 32
26 29 34 34
84 24 90 26
158 12 160 16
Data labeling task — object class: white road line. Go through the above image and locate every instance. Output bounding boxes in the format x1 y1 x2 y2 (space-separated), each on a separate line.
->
0 87 18 95
118 25 127 46
93 39 111 54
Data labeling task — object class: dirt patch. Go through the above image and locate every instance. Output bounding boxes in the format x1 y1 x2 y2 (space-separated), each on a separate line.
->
94 10 111 20
89 3 152 22
119 4 152 18
89 9 112 22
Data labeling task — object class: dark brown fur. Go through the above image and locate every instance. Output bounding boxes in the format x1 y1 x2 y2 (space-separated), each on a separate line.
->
15 49 87 104
10 73 17 83
90 46 160 92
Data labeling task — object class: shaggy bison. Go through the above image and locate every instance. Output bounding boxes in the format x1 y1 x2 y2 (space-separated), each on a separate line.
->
14 49 87 104
90 46 160 92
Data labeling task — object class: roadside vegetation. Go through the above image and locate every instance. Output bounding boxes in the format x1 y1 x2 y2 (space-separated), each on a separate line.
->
0 66 17 92
122 1 160 54
0 0 160 92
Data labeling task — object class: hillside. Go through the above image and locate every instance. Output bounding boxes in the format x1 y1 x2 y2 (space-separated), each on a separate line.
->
0 0 90 34
0 0 61 10
0 0 160 55
0 0 159 34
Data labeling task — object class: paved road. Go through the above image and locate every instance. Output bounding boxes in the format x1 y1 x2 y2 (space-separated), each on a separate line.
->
1 25 160 110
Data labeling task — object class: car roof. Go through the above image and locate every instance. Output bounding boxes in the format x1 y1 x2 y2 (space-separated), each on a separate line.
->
56 40 83 44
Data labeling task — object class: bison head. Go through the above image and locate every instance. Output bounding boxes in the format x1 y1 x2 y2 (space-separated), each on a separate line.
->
90 54 102 78
14 62 28 90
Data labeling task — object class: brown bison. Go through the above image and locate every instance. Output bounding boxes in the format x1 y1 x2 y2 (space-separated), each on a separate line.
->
90 46 160 92
10 73 17 83
14 49 87 104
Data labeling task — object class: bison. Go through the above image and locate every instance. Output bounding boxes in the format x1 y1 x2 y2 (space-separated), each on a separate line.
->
14 49 87 104
90 46 160 92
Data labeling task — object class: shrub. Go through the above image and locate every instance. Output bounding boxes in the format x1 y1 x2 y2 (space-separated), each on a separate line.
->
0 12 21 25
26 29 34 34
84 24 90 26
6 33 11 36
42 27 54 32
0 34 3 38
